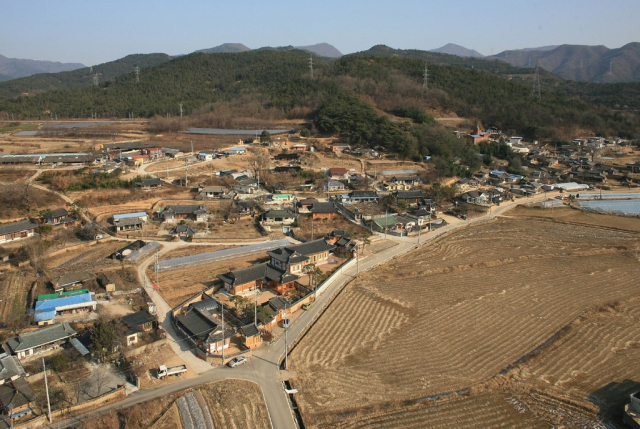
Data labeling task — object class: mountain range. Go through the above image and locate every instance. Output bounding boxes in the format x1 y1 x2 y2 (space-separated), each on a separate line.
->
195 42 343 58
490 42 640 83
0 54 85 81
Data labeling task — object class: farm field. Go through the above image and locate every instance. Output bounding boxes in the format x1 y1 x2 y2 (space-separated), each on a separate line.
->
289 213 640 428
509 205 640 232
0 272 30 330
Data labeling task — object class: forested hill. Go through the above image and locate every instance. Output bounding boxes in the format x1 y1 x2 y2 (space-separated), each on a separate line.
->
0 53 172 99
0 49 638 154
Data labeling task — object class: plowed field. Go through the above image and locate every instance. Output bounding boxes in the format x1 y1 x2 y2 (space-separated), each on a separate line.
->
289 214 640 428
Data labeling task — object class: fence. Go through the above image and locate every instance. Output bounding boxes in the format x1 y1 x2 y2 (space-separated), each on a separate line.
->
316 258 357 296
154 239 290 272
126 241 162 264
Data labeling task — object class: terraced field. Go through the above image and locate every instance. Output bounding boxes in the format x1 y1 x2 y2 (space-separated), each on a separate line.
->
289 215 640 427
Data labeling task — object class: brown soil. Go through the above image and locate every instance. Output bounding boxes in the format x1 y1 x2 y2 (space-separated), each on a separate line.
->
295 214 372 241
128 343 196 389
508 205 640 232
290 212 640 428
152 253 269 308
0 183 66 221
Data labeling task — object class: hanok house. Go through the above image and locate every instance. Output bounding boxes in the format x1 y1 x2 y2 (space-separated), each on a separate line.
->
172 224 196 239
268 239 336 271
297 198 318 212
274 153 299 161
310 202 339 220
97 273 116 292
262 209 297 226
326 230 358 255
218 262 300 296
174 301 234 355
0 354 26 386
0 378 35 419
45 208 76 227
6 322 77 360
0 220 37 244
161 205 208 222
459 190 488 205
395 190 426 205
50 271 95 293
119 310 157 346
197 186 227 199
114 216 144 232
137 177 163 189
260 296 291 325
348 190 379 202
328 167 350 181
240 324 262 349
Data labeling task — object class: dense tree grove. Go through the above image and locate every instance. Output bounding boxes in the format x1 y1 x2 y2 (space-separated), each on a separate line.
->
0 49 638 164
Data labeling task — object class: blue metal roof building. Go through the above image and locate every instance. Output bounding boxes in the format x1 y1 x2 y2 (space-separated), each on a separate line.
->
33 293 97 324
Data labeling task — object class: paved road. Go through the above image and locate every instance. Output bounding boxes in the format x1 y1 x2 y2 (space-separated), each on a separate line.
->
47 190 575 429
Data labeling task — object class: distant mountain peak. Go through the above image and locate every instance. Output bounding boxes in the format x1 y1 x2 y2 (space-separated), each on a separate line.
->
430 44 484 58
195 43 251 54
0 54 85 81
294 43 342 58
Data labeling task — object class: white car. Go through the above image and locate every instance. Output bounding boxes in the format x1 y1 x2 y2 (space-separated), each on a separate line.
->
227 356 248 368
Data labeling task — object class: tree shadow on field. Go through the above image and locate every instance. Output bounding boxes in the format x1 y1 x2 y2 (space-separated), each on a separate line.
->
588 379 640 426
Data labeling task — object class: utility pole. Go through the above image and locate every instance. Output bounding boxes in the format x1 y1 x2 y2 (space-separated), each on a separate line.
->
308 55 314 79
221 304 225 365
356 244 360 275
384 209 388 239
179 103 183 120
184 159 188 187
43 358 52 423
311 219 314 240
418 220 421 244
422 63 429 97
254 285 258 327
155 250 159 290
134 66 140 82
284 303 288 370
191 141 194 156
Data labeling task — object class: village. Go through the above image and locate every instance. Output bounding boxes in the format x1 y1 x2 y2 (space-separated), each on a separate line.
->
0 120 639 428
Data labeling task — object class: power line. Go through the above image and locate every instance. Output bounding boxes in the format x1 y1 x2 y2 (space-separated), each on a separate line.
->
531 62 541 101
422 63 429 97
134 66 140 82
308 55 314 79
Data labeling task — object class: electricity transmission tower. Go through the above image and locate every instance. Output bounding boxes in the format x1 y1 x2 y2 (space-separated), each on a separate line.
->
134 66 140 82
308 55 314 79
179 103 183 120
93 73 99 86
422 63 429 96
531 62 541 100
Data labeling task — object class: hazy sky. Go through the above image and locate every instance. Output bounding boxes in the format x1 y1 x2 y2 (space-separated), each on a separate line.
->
2 0 639 65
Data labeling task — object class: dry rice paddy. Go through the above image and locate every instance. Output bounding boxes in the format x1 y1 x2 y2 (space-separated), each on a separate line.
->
290 214 640 428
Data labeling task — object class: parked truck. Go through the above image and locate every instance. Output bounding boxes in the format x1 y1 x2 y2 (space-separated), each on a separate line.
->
157 364 187 379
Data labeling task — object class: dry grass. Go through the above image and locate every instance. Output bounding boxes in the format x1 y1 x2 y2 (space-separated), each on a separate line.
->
509 205 640 232
200 379 271 429
290 214 640 427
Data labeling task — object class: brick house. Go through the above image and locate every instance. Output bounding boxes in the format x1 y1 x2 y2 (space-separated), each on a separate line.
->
310 202 339 220
0 220 37 244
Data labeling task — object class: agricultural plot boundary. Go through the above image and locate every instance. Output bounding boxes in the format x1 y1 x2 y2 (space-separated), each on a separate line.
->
153 239 290 272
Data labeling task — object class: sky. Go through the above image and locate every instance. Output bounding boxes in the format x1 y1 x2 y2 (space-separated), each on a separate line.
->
2 0 639 65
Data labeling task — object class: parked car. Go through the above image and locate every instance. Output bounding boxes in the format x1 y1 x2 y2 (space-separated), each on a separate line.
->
302 303 312 310
282 319 291 328
227 356 248 368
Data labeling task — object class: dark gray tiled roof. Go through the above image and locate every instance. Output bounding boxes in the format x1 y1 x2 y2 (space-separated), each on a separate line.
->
288 239 335 257
268 296 289 311
175 308 218 342
218 263 299 286
350 191 378 198
114 217 143 227
51 271 94 288
396 191 425 199
0 220 37 236
48 208 68 218
310 202 337 213
240 324 260 337
263 210 297 219
164 205 208 215
0 378 34 409
138 178 163 187
121 311 155 330
7 323 76 353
